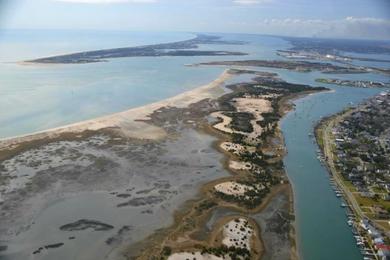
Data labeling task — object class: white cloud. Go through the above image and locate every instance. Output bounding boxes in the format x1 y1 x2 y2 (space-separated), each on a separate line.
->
255 17 390 40
54 0 157 3
233 0 272 5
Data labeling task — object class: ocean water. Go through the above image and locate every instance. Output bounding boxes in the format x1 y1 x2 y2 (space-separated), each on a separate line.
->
0 30 290 139
0 30 219 138
0 30 194 62
0 57 224 138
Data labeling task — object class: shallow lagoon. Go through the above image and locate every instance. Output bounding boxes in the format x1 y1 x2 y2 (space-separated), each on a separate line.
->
0 31 289 139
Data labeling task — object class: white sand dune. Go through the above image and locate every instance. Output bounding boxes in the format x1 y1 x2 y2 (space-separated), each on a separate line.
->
233 96 273 142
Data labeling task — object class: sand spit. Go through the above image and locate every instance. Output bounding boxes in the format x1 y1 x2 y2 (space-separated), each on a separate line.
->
0 70 232 150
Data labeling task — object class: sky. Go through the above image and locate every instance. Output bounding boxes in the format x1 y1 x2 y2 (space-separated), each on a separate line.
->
0 0 390 39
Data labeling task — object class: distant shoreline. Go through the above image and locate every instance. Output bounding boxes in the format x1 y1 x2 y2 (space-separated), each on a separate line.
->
0 69 233 157
25 35 247 64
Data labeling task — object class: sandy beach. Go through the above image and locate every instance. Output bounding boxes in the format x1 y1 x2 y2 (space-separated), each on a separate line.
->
0 69 232 151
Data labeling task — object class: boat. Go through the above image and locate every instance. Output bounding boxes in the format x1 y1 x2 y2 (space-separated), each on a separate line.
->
341 203 347 207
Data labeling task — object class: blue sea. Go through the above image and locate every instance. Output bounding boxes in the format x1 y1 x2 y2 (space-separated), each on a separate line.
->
0 30 291 139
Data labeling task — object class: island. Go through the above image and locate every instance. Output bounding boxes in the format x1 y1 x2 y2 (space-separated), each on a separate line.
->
277 49 390 64
281 36 390 55
274 37 390 76
316 78 390 88
197 59 370 74
26 35 247 64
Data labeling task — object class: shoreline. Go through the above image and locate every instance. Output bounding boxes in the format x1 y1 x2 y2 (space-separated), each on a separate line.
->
314 98 390 258
277 89 331 260
314 111 370 256
24 35 247 64
0 69 232 157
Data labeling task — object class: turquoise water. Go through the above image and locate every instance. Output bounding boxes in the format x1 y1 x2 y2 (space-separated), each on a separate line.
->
0 57 223 138
0 31 288 139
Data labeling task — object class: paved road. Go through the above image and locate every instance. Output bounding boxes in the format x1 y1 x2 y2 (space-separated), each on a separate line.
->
321 113 380 260
322 112 365 218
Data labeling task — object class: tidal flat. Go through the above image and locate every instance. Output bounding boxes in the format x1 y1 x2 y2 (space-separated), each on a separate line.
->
0 128 229 260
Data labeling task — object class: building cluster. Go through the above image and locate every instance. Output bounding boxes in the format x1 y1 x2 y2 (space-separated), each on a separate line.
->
316 78 390 89
277 50 352 62
360 219 390 259
331 92 390 259
333 92 390 218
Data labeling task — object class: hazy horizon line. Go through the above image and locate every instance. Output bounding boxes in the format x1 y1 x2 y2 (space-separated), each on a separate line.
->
1 28 390 42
